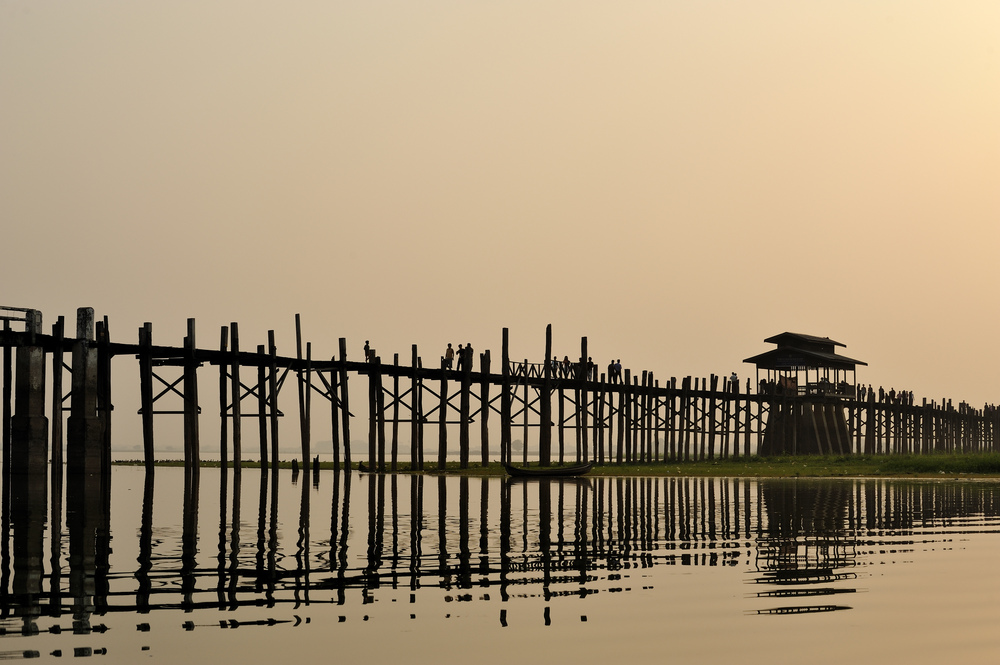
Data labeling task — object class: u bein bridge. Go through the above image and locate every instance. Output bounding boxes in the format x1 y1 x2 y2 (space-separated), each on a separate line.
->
2 305 1000 481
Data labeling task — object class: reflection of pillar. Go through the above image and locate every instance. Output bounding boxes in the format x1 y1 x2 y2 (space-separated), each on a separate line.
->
538 480 552 598
296 468 311 604
499 479 512 602
136 470 153 613
67 469 107 634
181 469 200 610
457 477 471 587
11 309 48 476
437 477 448 580
406 475 421 598
67 308 103 477
759 480 851 570
227 470 241 609
11 470 46 635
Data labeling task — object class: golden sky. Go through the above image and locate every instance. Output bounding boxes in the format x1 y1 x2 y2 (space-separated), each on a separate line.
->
2 1 999 437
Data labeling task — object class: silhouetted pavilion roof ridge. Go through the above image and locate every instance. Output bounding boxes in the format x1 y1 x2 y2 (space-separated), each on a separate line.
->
763 332 845 348
744 331 867 370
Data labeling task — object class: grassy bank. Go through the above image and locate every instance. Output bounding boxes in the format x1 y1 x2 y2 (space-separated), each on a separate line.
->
114 454 1000 478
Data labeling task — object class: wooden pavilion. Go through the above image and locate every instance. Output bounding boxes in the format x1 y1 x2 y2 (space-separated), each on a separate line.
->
744 333 867 455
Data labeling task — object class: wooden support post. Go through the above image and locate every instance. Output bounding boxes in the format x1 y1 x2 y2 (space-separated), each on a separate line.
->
480 350 490 467
183 318 200 469
744 381 752 457
67 308 102 477
459 348 471 470
649 375 657 462
267 330 279 468
653 379 662 463
96 316 112 473
329 362 341 472
707 374 717 460
596 377 605 464
338 338 352 467
411 346 420 471
722 377 731 459
139 323 154 470
230 323 242 472
306 341 313 469
616 375 626 464
501 329 511 466
219 326 229 468
522 360 529 464
539 324 552 466
256 344 268 468
416 357 425 469
668 378 677 461
865 392 875 455
640 371 649 462
438 360 448 471
368 354 381 470
2 320 11 486
681 377 691 461
624 371 634 463
921 398 930 455
558 381 565 464
11 309 48 475
51 317 65 473
580 337 589 463
391 353 400 472
295 314 309 467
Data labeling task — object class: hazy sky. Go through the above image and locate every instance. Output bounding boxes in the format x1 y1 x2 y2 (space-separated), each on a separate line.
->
2 1 999 448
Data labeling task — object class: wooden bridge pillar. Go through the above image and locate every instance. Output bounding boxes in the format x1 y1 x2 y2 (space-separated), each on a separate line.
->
50 316 65 474
96 317 112 476
338 338 352 468
138 323 154 470
410 345 421 471
437 360 448 470
480 350 490 467
267 330 279 468
539 324 552 466
459 350 471 469
183 319 200 468
256 344 268 467
11 309 47 476
67 308 103 476
500 329 511 466
579 336 588 463
230 323 242 471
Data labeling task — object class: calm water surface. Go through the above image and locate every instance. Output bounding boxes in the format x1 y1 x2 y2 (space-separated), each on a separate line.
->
3 467 1000 663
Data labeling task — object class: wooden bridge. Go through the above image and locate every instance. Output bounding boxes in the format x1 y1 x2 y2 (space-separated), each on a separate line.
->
2 305 999 478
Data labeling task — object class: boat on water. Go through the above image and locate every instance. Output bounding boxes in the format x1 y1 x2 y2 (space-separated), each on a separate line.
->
503 462 593 478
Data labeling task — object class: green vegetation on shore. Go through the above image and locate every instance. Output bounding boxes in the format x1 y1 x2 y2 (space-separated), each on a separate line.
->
114 453 1000 478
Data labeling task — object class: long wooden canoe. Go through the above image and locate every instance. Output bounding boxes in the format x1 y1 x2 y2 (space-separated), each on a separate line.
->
503 462 593 478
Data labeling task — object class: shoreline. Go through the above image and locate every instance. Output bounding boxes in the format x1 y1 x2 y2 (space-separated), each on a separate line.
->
111 453 1000 479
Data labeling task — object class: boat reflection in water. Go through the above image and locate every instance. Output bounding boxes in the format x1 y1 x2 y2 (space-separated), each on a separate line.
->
2 467 1000 660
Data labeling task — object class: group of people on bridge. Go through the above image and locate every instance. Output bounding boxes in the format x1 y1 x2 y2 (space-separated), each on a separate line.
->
442 342 475 371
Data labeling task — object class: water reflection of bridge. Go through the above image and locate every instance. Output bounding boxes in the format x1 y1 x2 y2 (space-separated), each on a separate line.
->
4 469 1000 631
